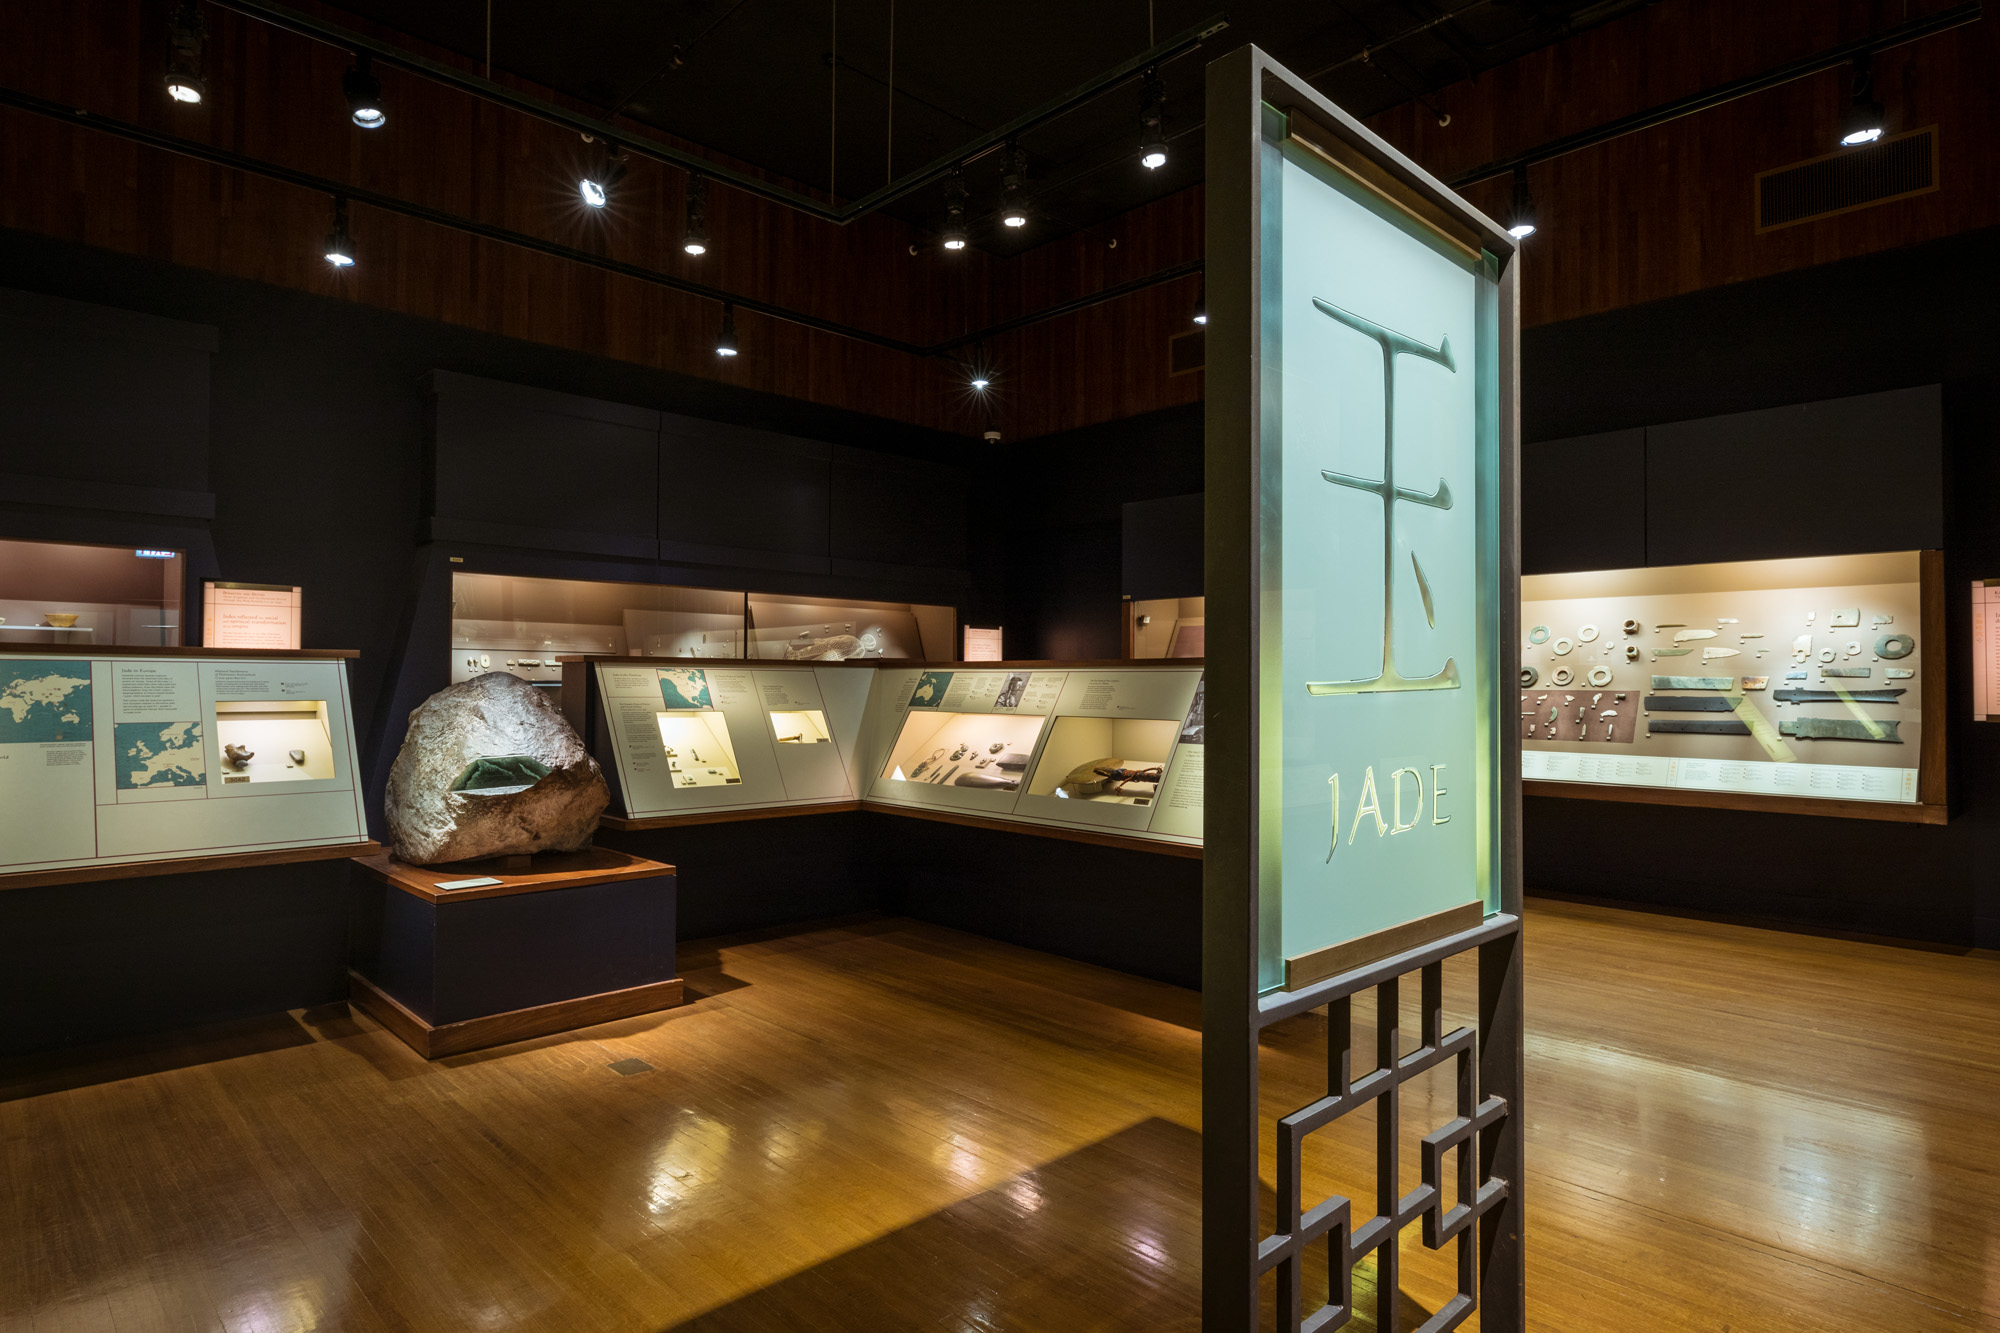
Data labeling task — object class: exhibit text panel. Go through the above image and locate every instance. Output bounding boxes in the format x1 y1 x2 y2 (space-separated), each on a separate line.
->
0 652 367 876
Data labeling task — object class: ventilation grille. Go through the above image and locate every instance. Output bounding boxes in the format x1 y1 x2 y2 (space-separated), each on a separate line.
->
1169 327 1205 376
1756 126 1938 232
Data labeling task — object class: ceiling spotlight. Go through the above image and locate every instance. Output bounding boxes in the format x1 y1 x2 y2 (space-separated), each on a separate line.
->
164 1 207 105
683 174 709 255
343 53 385 129
940 169 969 251
1138 67 1167 170
324 196 356 268
580 137 626 209
715 303 738 357
1192 280 1207 325
999 145 1029 229
1504 165 1538 240
1840 54 1886 146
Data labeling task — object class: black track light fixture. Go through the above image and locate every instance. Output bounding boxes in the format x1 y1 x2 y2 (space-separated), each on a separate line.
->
999 145 1029 230
1192 279 1207 326
683 174 709 255
1138 66 1168 171
165 1 207 105
579 136 626 209
1840 53 1886 146
1504 165 1538 240
343 53 385 129
324 196 356 268
940 169 970 251
715 302 739 358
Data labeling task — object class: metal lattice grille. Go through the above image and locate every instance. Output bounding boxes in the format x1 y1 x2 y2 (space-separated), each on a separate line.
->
1756 126 1939 231
1258 957 1512 1333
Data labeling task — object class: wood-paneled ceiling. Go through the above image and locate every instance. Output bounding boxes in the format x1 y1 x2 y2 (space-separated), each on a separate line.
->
320 0 1657 254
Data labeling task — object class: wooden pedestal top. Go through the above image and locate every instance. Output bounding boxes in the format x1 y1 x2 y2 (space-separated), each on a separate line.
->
351 846 675 903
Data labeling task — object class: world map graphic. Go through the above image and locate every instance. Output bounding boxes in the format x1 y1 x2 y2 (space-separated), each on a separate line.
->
0 661 92 743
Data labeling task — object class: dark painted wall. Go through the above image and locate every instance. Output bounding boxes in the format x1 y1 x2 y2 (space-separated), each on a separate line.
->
1521 225 2000 949
0 230 978 1054
1063 228 2000 950
1010 405 1205 658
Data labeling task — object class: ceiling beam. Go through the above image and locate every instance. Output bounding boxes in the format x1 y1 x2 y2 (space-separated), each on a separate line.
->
203 0 1224 225
0 83 1194 360
1447 1 1983 186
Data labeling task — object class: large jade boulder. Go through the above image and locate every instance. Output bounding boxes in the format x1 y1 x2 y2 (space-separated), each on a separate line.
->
384 672 608 865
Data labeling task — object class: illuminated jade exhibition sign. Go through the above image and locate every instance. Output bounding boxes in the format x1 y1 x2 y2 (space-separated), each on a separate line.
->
1259 106 1501 991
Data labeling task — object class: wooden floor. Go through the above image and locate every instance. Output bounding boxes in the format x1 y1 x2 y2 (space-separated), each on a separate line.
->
2 898 1997 1331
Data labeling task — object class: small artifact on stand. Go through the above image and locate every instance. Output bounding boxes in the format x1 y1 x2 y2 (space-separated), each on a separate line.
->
224 743 255 770
1057 759 1164 802
288 748 306 766
384 671 609 866
784 633 864 661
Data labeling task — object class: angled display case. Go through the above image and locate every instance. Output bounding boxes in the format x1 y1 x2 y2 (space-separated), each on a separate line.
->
565 657 874 827
1520 550 1945 822
0 645 375 887
858 663 1205 854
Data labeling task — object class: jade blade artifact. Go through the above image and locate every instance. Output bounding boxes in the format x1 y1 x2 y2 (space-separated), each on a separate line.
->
1779 718 1905 742
1647 719 1752 736
1772 688 1906 704
1649 676 1737 690
1642 695 1743 712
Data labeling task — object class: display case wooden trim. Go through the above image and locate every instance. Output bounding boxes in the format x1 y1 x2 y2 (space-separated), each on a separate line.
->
1522 779 1947 824
599 803 860 832
858 800 1202 858
0 643 360 659
351 847 674 903
557 655 1202 670
0 840 383 891
347 969 685 1060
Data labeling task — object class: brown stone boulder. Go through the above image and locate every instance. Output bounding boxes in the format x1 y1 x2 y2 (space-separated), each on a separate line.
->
383 672 608 865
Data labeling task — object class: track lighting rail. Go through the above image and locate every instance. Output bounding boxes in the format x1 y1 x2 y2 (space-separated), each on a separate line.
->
0 83 1194 362
1446 0 1981 187
202 0 1224 225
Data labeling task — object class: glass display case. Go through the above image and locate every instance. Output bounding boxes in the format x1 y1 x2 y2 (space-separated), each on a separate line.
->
1520 550 1943 820
745 593 953 661
452 574 954 708
450 573 747 704
1125 596 1205 659
0 539 183 648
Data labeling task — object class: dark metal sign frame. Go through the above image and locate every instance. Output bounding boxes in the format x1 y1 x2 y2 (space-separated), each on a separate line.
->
1202 44 1524 1332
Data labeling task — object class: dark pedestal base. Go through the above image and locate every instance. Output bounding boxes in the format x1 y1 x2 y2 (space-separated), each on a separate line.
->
349 848 679 1058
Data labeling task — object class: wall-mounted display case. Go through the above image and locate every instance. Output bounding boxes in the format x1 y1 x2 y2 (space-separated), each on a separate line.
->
1124 597 1206 659
1520 550 1944 822
452 574 953 708
746 593 952 661
0 539 184 649
0 646 372 886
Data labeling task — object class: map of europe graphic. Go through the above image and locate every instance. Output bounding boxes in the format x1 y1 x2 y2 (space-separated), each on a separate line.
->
0 661 92 743
114 722 207 789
